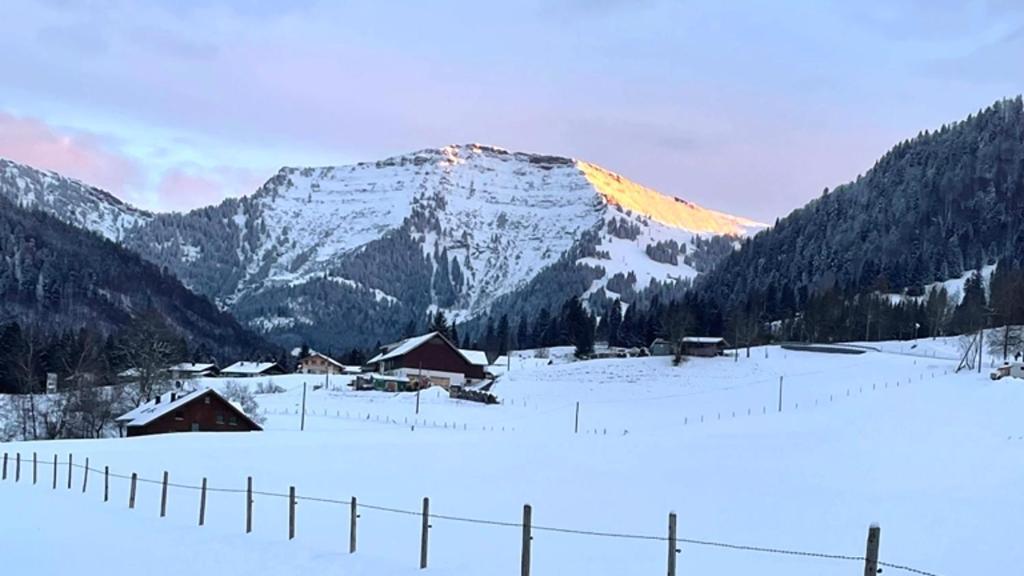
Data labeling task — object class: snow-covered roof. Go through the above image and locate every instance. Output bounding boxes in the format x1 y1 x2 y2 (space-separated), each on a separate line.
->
459 349 489 366
221 361 278 375
366 332 482 367
167 362 217 374
300 352 344 368
118 368 140 378
116 387 261 429
682 337 726 344
367 333 441 364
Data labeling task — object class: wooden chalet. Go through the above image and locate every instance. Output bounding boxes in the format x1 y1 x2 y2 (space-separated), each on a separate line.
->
297 352 345 375
363 332 487 389
167 362 219 380
220 361 286 378
115 388 262 437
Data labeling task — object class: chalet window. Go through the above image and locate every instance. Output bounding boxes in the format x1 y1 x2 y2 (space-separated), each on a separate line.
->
204 396 211 404
216 413 225 425
174 411 184 421
229 415 238 426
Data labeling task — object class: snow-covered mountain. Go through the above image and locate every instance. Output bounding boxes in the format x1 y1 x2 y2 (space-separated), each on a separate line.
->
0 158 151 241
0 145 764 349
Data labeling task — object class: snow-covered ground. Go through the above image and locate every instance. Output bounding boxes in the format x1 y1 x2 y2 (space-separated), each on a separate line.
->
2 337 1022 575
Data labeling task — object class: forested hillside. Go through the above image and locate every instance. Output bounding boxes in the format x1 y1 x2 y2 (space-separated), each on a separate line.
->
0 196 271 393
695 97 1024 339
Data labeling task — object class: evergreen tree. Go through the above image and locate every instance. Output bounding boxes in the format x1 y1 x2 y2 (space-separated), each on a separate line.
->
516 315 529 351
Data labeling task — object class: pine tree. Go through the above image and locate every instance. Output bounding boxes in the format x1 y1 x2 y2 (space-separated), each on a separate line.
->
496 315 510 355
516 315 529 351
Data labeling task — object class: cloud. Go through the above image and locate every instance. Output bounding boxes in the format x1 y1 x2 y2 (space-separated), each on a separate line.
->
0 111 267 212
0 111 144 203
155 165 265 212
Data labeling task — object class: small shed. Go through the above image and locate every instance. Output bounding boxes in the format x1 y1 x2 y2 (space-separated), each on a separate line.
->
649 338 675 357
680 337 728 357
115 388 262 437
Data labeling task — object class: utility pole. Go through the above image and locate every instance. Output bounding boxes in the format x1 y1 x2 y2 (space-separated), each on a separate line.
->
777 376 784 413
300 382 307 431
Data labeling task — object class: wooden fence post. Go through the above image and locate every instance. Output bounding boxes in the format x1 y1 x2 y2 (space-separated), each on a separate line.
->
199 478 207 526
33 452 37 485
246 476 253 534
349 497 358 553
160 471 169 517
667 512 678 576
864 524 881 576
15 452 20 482
67 453 73 490
420 497 431 569
1 452 6 480
289 486 296 540
104 466 109 502
51 455 57 490
521 504 532 576
574 402 580 434
82 458 89 493
129 473 137 509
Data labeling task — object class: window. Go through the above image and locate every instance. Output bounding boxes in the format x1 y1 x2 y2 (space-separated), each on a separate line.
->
216 413 225 425
204 396 211 404
174 411 184 421
229 415 238 426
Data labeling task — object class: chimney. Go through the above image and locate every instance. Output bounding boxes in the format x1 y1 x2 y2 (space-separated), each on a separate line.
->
155 395 161 404
170 392 177 402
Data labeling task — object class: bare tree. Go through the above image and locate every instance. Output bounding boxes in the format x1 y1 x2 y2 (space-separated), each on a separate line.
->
115 312 180 406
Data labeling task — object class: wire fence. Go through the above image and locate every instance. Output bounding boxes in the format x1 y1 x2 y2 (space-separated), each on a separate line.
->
0 450 943 576
266 365 956 437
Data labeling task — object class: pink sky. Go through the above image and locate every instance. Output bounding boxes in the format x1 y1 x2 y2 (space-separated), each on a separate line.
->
1 1 1022 217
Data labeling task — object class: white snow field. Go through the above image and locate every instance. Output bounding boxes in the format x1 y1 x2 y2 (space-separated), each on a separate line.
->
2 339 1022 576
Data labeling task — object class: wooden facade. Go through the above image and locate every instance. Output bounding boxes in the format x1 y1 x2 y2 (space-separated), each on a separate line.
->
122 390 262 437
297 352 344 375
366 333 487 387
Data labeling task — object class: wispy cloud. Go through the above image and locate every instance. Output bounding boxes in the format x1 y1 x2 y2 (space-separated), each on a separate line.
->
0 112 144 203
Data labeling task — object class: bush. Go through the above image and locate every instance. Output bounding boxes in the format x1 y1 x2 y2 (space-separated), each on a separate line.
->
222 381 266 425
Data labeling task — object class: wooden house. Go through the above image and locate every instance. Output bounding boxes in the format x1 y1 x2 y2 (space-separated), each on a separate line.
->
167 362 219 380
363 332 486 389
296 352 345 375
220 361 285 378
115 388 262 437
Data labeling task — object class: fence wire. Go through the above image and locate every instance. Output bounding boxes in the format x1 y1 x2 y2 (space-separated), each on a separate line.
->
1 453 944 576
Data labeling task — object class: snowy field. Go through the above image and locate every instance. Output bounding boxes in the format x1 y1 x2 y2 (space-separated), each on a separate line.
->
1 337 1022 575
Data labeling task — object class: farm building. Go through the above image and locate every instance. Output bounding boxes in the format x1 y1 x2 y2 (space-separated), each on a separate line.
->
648 338 675 357
220 361 286 378
115 388 262 437
364 332 487 389
297 352 345 375
680 337 728 357
167 362 219 379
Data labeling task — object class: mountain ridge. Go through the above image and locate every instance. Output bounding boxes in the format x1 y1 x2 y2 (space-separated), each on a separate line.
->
0 144 763 350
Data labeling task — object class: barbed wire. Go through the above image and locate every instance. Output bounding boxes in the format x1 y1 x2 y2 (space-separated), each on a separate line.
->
2 453 945 576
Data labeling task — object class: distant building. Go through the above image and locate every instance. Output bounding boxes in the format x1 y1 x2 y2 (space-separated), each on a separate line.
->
649 337 729 357
296 352 345 375
364 332 487 389
167 362 219 380
220 361 286 378
679 337 728 357
115 388 262 437
648 338 675 357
